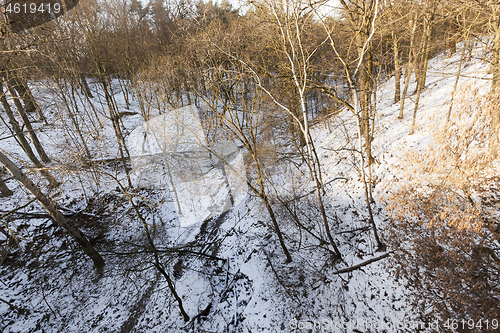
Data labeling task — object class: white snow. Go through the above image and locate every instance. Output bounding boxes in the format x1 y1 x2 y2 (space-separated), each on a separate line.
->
0 42 494 332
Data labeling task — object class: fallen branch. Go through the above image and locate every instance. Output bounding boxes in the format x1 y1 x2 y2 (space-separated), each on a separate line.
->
335 226 371 235
0 297 27 314
283 177 349 204
333 251 393 275
0 210 96 220
0 212 54 219
83 156 130 167
0 199 37 220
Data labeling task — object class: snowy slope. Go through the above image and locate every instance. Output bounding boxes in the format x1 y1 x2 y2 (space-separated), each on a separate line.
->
0 42 493 333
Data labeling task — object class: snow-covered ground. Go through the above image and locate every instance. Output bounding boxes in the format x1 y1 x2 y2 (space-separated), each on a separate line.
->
0 42 493 332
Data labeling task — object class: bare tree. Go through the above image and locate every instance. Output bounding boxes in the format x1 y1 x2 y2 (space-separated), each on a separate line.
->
0 150 105 268
198 70 294 263
0 173 13 197
313 0 384 250
0 81 58 187
387 0 402 104
409 1 437 135
3 75 51 163
10 74 46 122
489 1 500 94
398 11 418 119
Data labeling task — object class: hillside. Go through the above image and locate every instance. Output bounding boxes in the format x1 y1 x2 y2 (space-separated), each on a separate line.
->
0 42 498 333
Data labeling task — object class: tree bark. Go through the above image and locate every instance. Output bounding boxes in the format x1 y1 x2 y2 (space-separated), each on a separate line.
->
388 3 401 104
248 159 293 263
410 14 433 135
447 45 466 122
353 89 384 250
4 77 51 163
0 177 13 197
299 88 342 259
98 75 132 187
11 76 46 122
418 18 433 92
392 33 401 103
0 82 58 187
0 151 105 269
80 73 94 98
287 88 306 147
399 15 418 119
354 17 375 165
490 4 500 94
358 46 373 138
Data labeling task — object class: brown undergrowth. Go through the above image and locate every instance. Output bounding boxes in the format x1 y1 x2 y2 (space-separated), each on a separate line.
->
384 85 500 328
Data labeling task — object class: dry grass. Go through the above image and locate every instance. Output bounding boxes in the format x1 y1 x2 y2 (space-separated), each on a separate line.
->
384 84 500 326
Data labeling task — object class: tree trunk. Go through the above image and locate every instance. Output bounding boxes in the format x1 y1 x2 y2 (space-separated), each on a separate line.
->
0 82 58 187
287 88 306 147
262 188 293 263
353 89 384 250
358 48 373 137
99 76 132 187
412 43 421 95
399 15 418 119
11 76 46 123
447 45 466 122
55 78 93 160
249 159 293 263
418 18 433 92
388 3 401 104
118 77 130 109
0 151 105 269
491 17 500 94
410 16 433 135
299 88 341 259
0 177 13 197
355 30 374 164
80 73 94 98
361 52 374 165
4 77 51 163
392 32 401 104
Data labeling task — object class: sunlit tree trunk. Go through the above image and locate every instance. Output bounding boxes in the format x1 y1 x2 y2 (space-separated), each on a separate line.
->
410 12 433 135
392 33 401 103
491 13 500 94
266 0 342 259
399 15 418 119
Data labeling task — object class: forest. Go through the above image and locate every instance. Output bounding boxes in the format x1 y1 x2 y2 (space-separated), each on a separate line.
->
0 0 499 331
